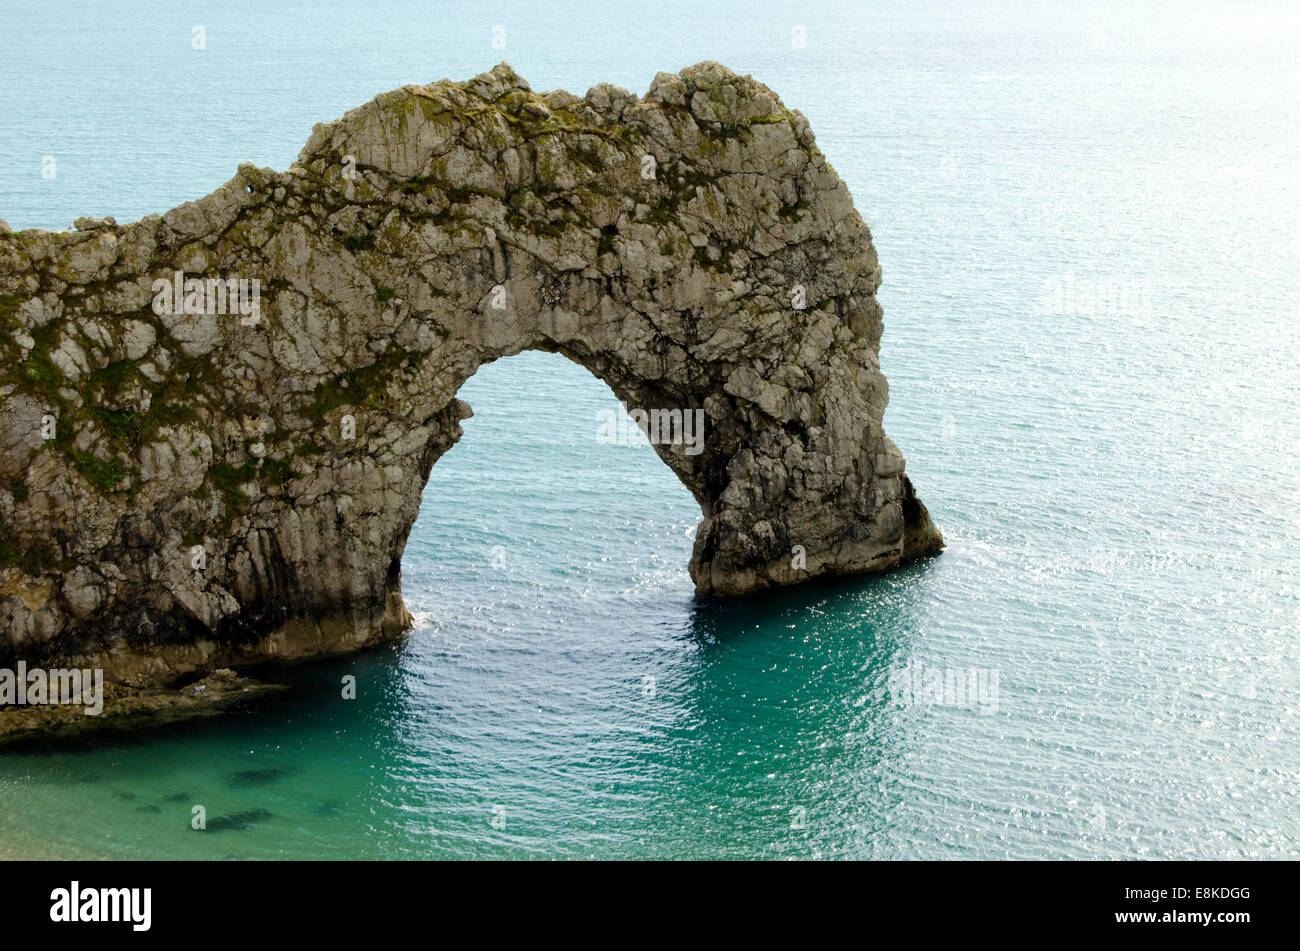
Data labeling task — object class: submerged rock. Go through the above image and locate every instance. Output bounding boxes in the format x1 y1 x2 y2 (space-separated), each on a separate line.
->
202 808 273 833
0 668 284 745
226 766 292 787
0 62 941 696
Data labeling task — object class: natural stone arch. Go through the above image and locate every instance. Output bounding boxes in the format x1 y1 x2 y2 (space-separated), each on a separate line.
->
0 62 941 687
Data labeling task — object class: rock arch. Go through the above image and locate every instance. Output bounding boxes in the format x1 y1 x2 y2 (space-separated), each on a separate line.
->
0 63 941 686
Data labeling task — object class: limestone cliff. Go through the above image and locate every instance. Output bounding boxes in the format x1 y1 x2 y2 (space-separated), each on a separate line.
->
0 63 941 687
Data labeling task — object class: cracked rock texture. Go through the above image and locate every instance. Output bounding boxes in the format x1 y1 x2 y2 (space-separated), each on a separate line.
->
0 62 941 687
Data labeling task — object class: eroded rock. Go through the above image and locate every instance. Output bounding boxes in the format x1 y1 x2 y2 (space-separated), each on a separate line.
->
0 62 942 688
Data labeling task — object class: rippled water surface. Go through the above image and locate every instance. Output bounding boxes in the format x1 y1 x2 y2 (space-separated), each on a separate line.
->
1 0 1297 858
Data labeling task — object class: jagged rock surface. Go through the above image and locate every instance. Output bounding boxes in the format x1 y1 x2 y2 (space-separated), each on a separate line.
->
0 63 941 686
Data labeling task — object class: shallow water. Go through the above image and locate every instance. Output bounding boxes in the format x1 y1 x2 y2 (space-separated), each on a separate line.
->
1 0 1297 858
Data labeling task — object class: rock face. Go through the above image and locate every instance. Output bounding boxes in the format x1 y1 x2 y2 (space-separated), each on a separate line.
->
0 62 941 687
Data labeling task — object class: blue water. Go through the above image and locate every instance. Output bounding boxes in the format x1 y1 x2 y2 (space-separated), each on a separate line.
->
1 0 1297 859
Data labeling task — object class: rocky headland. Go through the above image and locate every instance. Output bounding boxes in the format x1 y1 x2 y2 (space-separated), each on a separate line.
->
0 62 941 727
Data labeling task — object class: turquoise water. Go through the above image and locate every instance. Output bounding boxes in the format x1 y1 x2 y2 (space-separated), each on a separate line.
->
2 0 1298 859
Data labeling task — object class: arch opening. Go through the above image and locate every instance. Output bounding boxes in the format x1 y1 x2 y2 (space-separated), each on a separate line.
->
399 350 701 642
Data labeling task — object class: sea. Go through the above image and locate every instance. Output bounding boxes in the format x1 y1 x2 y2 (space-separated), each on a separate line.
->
0 0 1296 858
